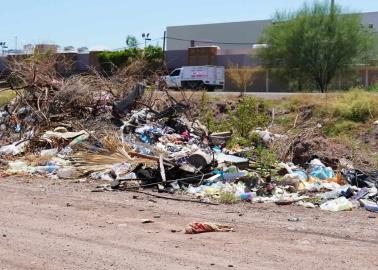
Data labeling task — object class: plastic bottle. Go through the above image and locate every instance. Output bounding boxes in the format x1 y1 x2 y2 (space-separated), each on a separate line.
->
320 197 353 212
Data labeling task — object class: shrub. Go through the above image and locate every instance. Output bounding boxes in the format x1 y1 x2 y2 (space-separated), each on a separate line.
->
229 97 270 137
198 95 270 147
255 146 277 177
226 66 261 94
98 46 163 75
366 84 378 92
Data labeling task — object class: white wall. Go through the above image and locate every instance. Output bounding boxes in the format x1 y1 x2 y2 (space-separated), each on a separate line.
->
166 12 378 51
166 19 271 51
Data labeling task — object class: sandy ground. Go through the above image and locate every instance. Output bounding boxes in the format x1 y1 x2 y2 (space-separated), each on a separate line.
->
0 177 377 270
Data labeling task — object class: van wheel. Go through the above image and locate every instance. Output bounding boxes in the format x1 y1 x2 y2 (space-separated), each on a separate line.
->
198 82 207 91
186 81 200 90
206 85 215 92
158 79 167 91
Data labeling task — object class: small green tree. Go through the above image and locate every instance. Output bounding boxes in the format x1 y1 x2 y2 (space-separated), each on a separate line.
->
126 35 138 48
258 1 377 92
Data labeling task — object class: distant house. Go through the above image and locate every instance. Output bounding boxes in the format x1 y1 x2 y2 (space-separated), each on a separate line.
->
34 44 59 54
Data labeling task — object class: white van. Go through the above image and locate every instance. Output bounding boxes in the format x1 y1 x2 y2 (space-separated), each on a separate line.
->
162 66 225 91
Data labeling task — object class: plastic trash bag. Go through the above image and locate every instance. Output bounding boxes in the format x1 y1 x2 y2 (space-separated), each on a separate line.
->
308 159 334 180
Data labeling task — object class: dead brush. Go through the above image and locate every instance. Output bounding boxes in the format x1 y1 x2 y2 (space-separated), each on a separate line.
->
24 154 54 166
72 133 157 174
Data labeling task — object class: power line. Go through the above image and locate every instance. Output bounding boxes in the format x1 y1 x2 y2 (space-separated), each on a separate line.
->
165 36 256 45
112 37 162 51
111 35 258 51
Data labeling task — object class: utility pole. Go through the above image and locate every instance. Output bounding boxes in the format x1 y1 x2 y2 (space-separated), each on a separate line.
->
162 31 166 64
331 0 335 10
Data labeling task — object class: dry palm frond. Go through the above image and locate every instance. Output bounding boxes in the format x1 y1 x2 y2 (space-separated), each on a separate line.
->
72 133 157 174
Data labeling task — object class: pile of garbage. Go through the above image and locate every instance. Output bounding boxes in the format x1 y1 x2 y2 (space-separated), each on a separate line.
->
1 56 377 214
1 83 378 214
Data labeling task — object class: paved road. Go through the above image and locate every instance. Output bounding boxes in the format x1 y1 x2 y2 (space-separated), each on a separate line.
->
1 177 377 270
167 91 324 100
209 92 322 99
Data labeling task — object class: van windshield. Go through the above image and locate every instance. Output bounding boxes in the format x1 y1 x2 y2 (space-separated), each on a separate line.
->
170 69 180 76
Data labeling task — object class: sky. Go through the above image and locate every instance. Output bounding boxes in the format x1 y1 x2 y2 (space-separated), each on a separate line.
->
1 0 378 51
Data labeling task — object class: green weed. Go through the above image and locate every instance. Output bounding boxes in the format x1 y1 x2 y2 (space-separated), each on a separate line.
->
218 191 240 204
0 90 16 106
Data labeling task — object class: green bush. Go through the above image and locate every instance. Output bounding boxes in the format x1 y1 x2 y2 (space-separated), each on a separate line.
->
98 49 141 74
98 46 163 75
144 46 163 63
366 84 378 92
198 95 270 147
230 97 270 137
255 146 277 177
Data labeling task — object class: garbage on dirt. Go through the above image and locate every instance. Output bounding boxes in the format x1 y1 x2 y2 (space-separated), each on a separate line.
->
185 222 234 234
1 58 378 215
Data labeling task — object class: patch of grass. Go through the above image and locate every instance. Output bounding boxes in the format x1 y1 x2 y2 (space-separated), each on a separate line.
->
366 84 378 92
319 90 378 122
282 90 378 123
323 120 359 137
218 191 240 204
275 115 295 131
226 135 251 148
373 155 378 168
0 90 16 106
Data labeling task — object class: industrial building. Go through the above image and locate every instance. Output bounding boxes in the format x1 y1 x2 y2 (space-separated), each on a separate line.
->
165 12 378 91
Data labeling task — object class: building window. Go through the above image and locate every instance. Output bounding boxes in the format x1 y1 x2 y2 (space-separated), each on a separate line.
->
369 24 374 29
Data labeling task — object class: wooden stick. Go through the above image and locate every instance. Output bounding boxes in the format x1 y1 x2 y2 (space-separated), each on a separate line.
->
128 190 219 205
159 155 166 183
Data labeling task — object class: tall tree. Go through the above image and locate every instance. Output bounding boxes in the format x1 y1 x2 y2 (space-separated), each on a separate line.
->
258 1 376 92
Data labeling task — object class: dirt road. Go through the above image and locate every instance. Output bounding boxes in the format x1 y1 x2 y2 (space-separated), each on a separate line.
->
1 177 377 270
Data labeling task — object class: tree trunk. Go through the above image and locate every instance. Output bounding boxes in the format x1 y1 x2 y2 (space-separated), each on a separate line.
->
298 78 303 92
315 77 326 93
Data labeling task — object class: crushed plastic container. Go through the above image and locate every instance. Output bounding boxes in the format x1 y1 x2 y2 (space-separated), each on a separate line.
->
320 197 353 212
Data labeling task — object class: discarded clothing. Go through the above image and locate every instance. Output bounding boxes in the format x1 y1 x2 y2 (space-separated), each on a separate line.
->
185 222 234 234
